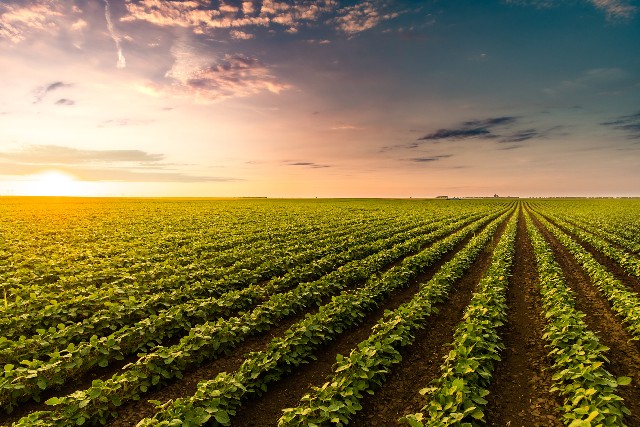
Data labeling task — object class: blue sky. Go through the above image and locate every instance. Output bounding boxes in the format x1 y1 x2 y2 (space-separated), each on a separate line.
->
0 0 638 197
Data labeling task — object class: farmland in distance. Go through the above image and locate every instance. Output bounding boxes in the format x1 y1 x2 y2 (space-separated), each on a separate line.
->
1 197 640 426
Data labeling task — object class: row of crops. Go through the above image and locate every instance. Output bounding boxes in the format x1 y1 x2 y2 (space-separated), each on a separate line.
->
1 197 640 426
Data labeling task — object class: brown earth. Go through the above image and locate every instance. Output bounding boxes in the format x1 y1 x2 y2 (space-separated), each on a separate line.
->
484 209 563 427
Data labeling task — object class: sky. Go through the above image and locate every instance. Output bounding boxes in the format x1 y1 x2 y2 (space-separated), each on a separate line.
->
0 0 639 198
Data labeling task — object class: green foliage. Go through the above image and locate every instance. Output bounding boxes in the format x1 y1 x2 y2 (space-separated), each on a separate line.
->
525 211 630 426
277 210 515 426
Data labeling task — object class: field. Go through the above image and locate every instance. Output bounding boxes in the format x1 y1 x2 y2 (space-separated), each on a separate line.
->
1 197 640 427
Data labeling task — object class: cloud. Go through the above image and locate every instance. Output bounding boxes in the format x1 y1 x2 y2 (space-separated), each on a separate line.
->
0 162 238 182
103 0 126 68
408 154 453 162
122 0 337 35
287 161 331 168
506 0 636 20
0 1 81 44
145 50 289 103
34 81 72 103
601 112 640 139
589 0 636 20
230 30 254 39
499 128 540 142
54 98 75 106
330 125 363 130
0 144 165 164
415 116 563 147
333 1 401 35
418 116 517 142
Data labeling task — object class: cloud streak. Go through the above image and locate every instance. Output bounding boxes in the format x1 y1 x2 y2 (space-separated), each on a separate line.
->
0 144 164 164
418 116 518 142
0 162 238 182
287 161 331 168
103 0 126 69
407 154 453 162
601 112 640 139
416 116 562 147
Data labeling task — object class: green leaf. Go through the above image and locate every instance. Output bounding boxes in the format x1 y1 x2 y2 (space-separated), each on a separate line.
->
213 410 231 425
617 376 632 386
45 397 62 406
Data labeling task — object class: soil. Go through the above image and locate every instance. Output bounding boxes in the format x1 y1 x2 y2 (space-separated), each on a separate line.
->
484 209 563 427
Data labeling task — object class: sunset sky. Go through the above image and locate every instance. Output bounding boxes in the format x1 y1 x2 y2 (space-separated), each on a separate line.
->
1 0 639 197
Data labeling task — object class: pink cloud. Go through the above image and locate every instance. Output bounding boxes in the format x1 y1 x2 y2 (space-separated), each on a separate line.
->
333 1 399 35
143 53 290 103
122 0 337 34
0 1 69 43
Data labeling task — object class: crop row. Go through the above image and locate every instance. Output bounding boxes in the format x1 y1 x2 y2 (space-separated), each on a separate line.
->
2 210 361 307
534 211 640 280
132 209 512 427
400 210 517 426
277 209 514 427
0 215 392 340
525 210 630 426
0 212 479 413
528 200 640 254
9 209 506 424
532 211 640 339
0 211 460 365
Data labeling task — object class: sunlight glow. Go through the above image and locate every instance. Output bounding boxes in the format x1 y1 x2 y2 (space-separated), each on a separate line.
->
22 170 86 196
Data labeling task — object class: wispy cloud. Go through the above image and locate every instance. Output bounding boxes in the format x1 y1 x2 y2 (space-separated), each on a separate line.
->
54 98 75 106
103 0 126 68
601 112 640 139
33 81 73 103
0 144 165 164
506 0 637 20
415 116 563 147
143 50 289 103
0 162 239 182
0 2 82 43
589 0 636 20
407 154 453 162
418 116 518 142
287 161 331 168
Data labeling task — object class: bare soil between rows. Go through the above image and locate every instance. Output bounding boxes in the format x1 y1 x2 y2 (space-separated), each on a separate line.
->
484 209 562 426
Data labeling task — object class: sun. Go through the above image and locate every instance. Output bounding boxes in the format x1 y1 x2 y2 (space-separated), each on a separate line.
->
24 170 83 196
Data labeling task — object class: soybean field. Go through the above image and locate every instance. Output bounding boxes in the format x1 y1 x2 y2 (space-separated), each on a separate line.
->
1 197 640 427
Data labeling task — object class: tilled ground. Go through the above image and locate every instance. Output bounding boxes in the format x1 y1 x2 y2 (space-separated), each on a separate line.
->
484 210 562 426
